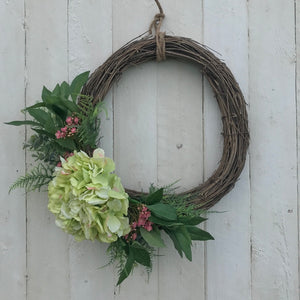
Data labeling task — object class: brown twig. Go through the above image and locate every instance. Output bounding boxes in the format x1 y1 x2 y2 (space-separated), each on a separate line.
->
154 0 164 14
148 0 166 61
81 35 249 210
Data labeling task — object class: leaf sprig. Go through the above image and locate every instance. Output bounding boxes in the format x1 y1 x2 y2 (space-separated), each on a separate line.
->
6 72 214 286
110 187 214 285
9 163 53 193
6 71 104 192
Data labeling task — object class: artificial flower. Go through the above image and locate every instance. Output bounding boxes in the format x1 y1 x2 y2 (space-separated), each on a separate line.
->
48 148 130 243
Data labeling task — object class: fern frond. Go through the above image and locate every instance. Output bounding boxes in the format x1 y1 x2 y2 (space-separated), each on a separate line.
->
9 164 54 193
106 239 128 271
77 99 104 149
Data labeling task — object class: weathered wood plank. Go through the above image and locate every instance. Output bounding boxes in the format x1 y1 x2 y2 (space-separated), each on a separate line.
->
155 1 206 299
203 1 251 299
2 1 300 299
113 0 158 192
0 1 26 299
112 0 159 298
25 1 70 299
249 0 299 298
296 2 300 299
67 0 115 299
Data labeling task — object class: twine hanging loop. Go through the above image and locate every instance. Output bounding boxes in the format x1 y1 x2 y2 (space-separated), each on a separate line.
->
149 0 166 61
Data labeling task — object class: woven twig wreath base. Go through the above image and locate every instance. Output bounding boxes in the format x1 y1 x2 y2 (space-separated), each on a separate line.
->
81 35 249 210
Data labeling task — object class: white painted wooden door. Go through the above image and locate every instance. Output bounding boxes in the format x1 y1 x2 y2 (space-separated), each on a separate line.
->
1 0 299 299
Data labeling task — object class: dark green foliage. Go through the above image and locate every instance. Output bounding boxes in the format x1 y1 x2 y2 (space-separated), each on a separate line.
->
9 164 54 193
117 250 135 286
5 120 41 127
130 242 151 267
140 227 166 248
6 71 215 286
6 71 103 193
24 134 65 165
145 188 163 205
186 226 214 241
129 186 214 263
76 95 103 151
70 71 90 102
147 203 178 221
106 238 154 286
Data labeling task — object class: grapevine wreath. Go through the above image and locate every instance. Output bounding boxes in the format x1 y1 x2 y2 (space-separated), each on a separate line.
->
7 0 249 285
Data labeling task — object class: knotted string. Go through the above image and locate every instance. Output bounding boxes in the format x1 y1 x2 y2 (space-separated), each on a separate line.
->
149 0 166 62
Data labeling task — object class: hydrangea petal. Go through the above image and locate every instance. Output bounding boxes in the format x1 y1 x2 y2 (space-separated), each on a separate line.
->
48 148 130 243
108 189 127 199
107 199 122 212
106 215 121 233
93 148 105 159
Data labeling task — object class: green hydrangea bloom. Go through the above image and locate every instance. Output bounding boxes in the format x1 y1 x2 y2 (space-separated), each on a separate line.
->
48 148 130 243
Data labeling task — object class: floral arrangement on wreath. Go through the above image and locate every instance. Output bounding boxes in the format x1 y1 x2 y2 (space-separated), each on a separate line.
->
7 71 214 285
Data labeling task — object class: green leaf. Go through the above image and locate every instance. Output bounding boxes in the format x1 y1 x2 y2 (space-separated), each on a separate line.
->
52 84 61 96
60 81 70 98
59 97 80 113
140 227 166 248
165 229 183 258
23 102 46 110
130 243 151 267
128 197 141 205
165 227 193 261
41 86 52 102
27 108 56 133
177 216 207 226
148 215 183 227
31 128 55 138
70 71 90 102
48 103 68 120
27 108 49 123
55 138 76 151
5 120 41 127
175 229 192 261
147 203 177 221
43 95 63 107
146 188 164 205
46 94 79 114
186 226 214 241
41 90 68 119
117 250 135 286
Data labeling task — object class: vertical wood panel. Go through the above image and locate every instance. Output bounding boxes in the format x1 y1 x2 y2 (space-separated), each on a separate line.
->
203 1 251 299
67 0 115 299
249 0 299 298
0 1 26 299
113 0 158 192
2 1 300 299
156 2 206 300
297 1 300 298
25 1 70 299
113 0 159 298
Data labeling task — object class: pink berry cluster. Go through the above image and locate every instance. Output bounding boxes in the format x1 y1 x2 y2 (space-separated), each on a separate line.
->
56 152 74 167
125 205 153 242
55 116 79 139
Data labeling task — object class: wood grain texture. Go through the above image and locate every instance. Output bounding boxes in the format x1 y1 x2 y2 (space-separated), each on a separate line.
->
0 1 26 299
249 0 299 299
2 0 300 299
25 1 70 299
297 1 300 299
112 1 159 298
113 0 158 192
156 2 206 299
67 1 115 299
203 1 251 299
